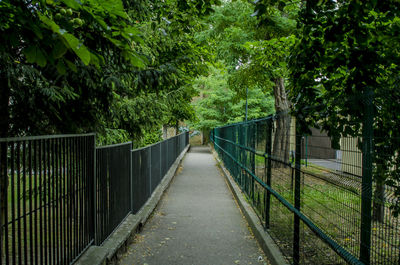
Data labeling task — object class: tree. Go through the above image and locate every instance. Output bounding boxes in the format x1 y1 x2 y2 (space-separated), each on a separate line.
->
192 66 274 137
0 0 221 255
228 0 300 165
0 0 148 258
289 0 400 218
96 0 219 145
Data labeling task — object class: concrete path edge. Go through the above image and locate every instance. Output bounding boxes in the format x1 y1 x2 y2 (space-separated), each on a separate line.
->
210 146 289 265
75 145 190 265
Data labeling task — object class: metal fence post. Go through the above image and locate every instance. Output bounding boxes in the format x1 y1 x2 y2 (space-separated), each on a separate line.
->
130 144 133 213
360 87 374 265
93 134 97 245
149 146 152 195
250 123 255 202
265 120 272 229
294 119 301 265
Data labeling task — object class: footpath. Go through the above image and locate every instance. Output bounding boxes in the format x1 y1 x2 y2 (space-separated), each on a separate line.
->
118 146 269 265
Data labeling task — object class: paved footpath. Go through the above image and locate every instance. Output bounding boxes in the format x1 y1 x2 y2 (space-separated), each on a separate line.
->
119 146 269 265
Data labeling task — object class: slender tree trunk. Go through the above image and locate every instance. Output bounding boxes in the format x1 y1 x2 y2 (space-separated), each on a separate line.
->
162 125 168 140
0 77 10 259
175 121 179 136
272 77 290 168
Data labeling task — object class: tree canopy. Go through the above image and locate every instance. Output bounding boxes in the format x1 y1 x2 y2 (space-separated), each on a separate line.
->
0 0 219 146
289 0 400 216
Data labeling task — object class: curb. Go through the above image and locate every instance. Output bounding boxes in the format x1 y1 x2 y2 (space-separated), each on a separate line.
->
75 145 190 265
211 147 289 265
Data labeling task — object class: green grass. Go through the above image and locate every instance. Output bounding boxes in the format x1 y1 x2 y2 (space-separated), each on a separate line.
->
234 166 399 264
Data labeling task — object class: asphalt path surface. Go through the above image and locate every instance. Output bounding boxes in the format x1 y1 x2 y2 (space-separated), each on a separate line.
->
118 146 269 265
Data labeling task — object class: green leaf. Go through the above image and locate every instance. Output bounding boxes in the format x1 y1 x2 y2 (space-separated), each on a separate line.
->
23 46 38 64
56 60 67 75
36 49 47 67
38 14 60 33
31 25 43 39
63 33 91 65
61 0 82 10
23 46 47 67
39 13 90 65
65 59 77 72
89 52 102 67
52 40 68 59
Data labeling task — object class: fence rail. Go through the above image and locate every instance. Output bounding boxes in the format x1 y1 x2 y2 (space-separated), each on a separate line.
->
211 113 399 265
0 131 189 264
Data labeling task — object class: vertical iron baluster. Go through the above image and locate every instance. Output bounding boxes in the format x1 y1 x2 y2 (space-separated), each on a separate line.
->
57 139 61 263
81 138 85 247
46 139 52 265
61 138 66 264
78 138 83 252
2 142 9 265
85 137 89 246
33 140 38 265
21 141 28 264
0 143 2 265
46 139 51 265
92 135 96 245
43 140 48 265
82 137 88 246
95 147 98 244
68 137 72 263
28 141 33 264
74 137 78 258
50 139 55 265
16 142 22 265
68 138 72 260
39 140 44 265
10 142 15 265
54 139 59 264
22 141 28 265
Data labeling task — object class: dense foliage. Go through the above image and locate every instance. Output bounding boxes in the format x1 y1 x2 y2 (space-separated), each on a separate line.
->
192 66 274 132
191 0 277 137
1 0 399 215
0 0 219 145
289 0 400 216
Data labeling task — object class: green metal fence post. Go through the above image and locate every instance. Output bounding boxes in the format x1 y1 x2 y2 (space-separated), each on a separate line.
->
251 123 255 202
264 120 272 229
294 119 302 265
305 135 308 167
360 87 374 265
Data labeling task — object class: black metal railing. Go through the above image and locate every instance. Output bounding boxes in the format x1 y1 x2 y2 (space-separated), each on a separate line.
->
131 132 189 214
0 134 95 265
95 142 132 244
0 131 189 264
211 113 399 265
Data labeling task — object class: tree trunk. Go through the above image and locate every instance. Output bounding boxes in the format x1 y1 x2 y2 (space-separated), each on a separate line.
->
175 121 179 136
272 77 290 168
162 125 168 140
0 77 10 259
